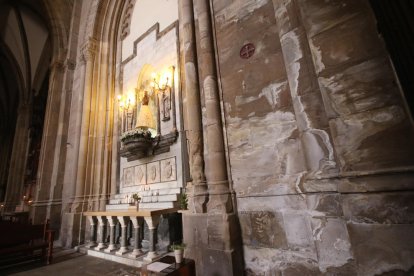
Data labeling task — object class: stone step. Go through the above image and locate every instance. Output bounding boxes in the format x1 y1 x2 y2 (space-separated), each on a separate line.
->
105 204 131 211
109 194 178 205
106 201 175 211
139 202 175 209
141 194 178 203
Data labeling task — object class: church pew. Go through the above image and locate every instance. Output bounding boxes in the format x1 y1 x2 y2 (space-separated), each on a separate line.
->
0 219 55 267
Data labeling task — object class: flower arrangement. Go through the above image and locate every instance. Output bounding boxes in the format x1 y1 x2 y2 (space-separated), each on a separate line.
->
170 243 186 251
179 193 188 210
132 193 141 202
120 128 152 143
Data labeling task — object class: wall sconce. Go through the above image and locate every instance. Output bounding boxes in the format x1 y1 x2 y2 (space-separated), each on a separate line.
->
117 92 136 132
22 195 33 206
150 69 172 123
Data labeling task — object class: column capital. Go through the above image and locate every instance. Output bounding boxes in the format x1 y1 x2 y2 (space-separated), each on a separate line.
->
49 60 65 71
87 215 97 225
117 216 130 227
144 216 160 230
96 215 107 225
129 216 144 228
81 37 98 62
106 216 117 226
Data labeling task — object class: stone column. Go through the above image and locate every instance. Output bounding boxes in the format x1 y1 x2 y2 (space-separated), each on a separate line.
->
116 216 130 255
33 59 66 224
182 1 244 275
3 104 30 211
72 38 97 212
85 216 97 248
272 0 337 177
95 216 107 250
129 216 144 258
178 0 208 213
144 216 160 261
272 1 355 274
104 216 118 252
194 0 232 213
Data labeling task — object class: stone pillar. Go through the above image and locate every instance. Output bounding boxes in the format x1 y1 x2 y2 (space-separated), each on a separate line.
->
194 0 232 214
32 58 69 227
85 216 97 248
272 1 355 274
72 38 97 212
129 216 144 258
144 216 160 261
272 0 337 178
104 216 118 252
3 104 30 211
95 216 107 250
178 0 208 213
181 1 244 275
116 216 130 255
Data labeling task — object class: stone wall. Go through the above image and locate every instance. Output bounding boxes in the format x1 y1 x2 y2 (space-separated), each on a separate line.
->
212 0 414 274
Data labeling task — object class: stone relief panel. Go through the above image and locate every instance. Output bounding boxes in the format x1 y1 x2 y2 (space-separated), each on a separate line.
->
239 211 288 248
134 164 146 185
123 166 135 187
160 157 176 182
122 157 178 188
147 161 160 184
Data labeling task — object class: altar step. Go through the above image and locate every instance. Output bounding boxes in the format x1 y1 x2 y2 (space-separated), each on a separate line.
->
109 194 178 205
105 201 175 211
85 246 171 268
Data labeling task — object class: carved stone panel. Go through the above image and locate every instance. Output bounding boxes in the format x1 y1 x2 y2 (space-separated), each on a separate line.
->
123 166 135 187
134 164 146 185
239 211 287 248
147 161 160 184
160 157 176 182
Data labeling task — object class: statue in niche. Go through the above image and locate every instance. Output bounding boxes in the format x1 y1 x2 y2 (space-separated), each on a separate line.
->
136 91 156 130
161 88 171 121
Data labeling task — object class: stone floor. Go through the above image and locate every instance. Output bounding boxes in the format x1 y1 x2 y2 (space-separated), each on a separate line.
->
0 249 141 276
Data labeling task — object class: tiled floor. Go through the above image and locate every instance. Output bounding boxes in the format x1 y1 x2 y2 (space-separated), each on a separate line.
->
1 249 141 276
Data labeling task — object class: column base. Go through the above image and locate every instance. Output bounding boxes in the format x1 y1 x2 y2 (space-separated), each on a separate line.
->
115 247 130 256
95 243 107 251
128 249 144 258
144 251 158 261
85 242 97 249
104 244 118 253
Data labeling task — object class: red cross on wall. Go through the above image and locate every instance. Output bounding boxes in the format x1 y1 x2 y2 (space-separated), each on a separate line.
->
240 43 255 59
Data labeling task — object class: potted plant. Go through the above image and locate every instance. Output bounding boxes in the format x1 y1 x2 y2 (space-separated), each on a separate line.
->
179 192 188 210
170 243 186 264
132 193 141 211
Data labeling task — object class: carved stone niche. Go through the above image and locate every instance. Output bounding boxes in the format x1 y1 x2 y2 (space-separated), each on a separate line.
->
119 65 178 161
120 130 178 161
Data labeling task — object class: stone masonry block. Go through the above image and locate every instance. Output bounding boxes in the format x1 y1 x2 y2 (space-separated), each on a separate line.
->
330 105 414 171
239 211 288 249
309 14 385 76
298 0 370 37
311 217 354 273
342 192 414 224
348 223 414 275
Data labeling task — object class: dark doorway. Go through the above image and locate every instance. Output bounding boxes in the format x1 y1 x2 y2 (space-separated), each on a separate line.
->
369 0 414 117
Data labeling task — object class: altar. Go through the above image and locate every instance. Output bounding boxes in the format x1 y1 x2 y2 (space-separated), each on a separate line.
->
83 208 179 265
